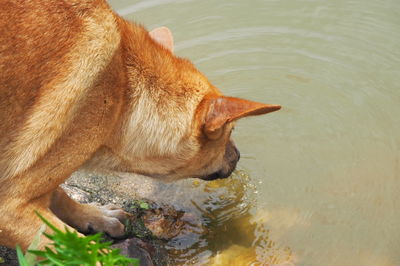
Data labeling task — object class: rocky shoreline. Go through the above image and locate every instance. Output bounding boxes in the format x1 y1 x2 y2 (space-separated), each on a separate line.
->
0 171 194 266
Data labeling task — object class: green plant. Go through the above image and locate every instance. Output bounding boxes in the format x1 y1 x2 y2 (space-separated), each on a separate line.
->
125 200 150 211
17 212 139 266
16 245 28 266
123 200 153 239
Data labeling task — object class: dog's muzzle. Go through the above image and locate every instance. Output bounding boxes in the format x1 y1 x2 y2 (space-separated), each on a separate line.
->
202 145 240 181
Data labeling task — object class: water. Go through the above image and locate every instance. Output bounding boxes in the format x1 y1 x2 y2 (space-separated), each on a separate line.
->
109 0 400 265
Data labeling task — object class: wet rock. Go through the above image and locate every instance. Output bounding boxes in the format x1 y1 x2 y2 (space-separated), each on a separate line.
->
112 238 154 266
123 200 186 240
62 183 192 265
142 209 183 240
111 238 170 266
0 171 204 265
0 246 17 266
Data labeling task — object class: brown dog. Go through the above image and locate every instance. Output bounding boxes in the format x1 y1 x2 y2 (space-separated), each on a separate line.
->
0 0 280 250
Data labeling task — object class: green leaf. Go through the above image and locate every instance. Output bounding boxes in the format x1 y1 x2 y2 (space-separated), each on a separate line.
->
24 211 139 265
16 245 29 266
139 202 150 209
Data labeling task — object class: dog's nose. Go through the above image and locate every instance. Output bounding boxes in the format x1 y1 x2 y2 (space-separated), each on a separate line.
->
235 146 240 161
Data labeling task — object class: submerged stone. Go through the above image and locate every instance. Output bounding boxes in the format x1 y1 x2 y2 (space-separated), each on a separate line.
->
111 238 170 266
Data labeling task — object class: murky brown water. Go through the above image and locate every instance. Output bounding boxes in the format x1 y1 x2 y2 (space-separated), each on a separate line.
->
109 0 400 265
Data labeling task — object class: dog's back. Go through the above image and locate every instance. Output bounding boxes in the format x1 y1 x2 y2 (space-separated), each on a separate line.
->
0 0 122 180
0 0 82 136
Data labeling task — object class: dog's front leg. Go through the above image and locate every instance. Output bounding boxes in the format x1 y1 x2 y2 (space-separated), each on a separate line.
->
0 193 75 250
50 187 130 238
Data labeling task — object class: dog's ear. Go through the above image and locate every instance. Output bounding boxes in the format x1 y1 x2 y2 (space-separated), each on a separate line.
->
149 27 174 53
204 96 281 137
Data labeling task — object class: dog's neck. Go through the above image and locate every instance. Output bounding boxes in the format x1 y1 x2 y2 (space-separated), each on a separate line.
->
104 20 203 164
118 21 173 86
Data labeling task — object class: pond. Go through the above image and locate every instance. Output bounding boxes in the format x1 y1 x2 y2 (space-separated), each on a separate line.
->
109 0 400 265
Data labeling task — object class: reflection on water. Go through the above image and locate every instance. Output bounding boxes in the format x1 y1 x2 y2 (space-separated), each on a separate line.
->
116 171 294 265
109 0 400 265
171 172 293 265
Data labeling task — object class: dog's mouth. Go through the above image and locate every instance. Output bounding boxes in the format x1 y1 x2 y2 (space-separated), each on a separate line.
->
201 146 240 181
201 167 235 181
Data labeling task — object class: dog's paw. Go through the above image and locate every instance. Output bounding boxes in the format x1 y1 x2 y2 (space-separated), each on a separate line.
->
77 203 132 238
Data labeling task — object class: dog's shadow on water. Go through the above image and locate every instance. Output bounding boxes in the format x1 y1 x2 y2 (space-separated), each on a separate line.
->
67 169 294 265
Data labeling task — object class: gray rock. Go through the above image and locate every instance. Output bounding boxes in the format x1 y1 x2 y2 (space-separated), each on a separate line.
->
0 171 196 265
0 246 17 266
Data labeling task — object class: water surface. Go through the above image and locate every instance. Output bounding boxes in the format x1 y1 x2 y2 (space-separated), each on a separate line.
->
109 0 400 265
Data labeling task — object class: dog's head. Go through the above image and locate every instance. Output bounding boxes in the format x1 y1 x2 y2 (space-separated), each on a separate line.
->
92 26 280 181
